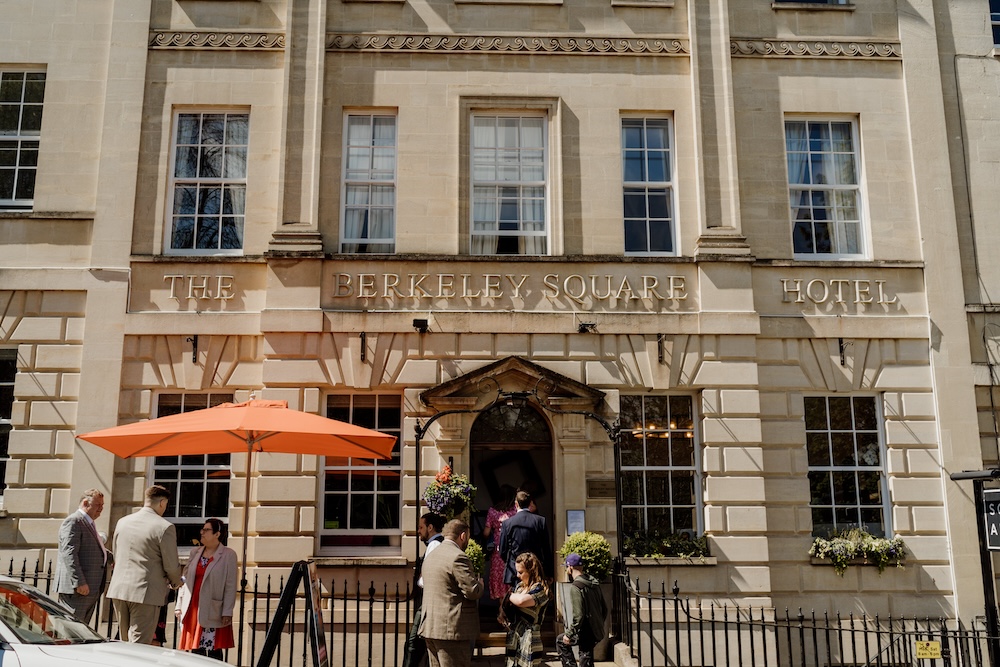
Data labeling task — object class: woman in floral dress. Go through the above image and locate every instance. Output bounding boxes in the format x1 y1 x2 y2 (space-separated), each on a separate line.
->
175 518 237 660
483 485 517 600
505 551 549 667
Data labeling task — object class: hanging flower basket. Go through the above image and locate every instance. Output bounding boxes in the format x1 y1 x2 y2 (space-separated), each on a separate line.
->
423 465 477 520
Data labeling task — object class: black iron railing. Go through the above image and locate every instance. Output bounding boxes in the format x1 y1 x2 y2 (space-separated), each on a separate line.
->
24 553 995 667
611 569 997 667
2 557 413 667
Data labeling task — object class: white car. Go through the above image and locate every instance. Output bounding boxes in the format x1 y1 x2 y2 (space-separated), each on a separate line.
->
0 577 221 666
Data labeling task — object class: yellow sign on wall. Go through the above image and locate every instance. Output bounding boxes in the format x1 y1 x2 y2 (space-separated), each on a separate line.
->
915 641 941 659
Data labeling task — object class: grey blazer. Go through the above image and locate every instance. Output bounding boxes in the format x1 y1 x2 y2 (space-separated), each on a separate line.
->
417 539 483 641
175 545 238 629
55 510 107 595
107 507 183 605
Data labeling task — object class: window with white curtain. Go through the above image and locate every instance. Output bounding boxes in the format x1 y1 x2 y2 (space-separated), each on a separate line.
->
784 118 864 258
167 112 248 255
341 114 396 253
471 115 548 255
622 117 675 255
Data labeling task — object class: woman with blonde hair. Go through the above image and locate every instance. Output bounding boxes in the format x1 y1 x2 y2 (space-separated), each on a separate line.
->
503 551 549 667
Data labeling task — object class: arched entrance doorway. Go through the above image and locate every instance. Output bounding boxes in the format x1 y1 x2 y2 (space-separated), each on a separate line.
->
417 355 609 640
468 401 553 633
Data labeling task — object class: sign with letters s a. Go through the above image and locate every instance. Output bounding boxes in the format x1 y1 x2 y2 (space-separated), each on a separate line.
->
983 489 1000 551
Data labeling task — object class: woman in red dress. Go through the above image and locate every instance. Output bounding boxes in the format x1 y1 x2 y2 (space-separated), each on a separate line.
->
175 518 238 660
482 485 517 600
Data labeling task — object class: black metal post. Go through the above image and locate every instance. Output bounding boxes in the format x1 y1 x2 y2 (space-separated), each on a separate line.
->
412 404 493 562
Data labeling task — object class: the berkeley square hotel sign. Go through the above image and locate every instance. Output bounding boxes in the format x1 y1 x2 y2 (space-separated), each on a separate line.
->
328 270 691 308
132 259 913 316
319 260 702 313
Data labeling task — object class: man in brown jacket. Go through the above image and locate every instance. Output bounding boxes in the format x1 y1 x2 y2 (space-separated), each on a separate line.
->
107 485 183 643
417 518 484 667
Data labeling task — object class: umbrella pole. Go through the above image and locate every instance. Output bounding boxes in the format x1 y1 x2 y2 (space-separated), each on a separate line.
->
238 445 253 667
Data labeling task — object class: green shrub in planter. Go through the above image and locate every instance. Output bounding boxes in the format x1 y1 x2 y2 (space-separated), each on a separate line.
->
623 531 710 559
557 531 613 582
465 538 485 576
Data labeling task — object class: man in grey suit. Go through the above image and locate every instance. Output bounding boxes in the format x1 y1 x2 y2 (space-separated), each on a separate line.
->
55 488 109 624
417 518 483 667
107 484 183 644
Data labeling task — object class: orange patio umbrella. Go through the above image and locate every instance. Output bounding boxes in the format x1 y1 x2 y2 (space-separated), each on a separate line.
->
76 398 396 646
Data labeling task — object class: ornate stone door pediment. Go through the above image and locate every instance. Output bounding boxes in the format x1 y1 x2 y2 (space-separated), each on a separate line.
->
419 356 606 413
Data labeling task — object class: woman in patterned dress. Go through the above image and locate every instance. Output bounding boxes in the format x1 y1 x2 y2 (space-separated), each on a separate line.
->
483 485 517 600
505 551 549 667
175 518 237 660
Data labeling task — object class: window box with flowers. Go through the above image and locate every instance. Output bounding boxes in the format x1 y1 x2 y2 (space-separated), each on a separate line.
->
423 465 477 520
808 528 906 576
623 531 712 560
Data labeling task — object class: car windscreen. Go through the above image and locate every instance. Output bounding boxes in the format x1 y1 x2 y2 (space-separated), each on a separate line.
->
0 581 105 644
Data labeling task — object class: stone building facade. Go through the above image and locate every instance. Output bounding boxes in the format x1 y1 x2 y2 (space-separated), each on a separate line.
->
0 0 996 627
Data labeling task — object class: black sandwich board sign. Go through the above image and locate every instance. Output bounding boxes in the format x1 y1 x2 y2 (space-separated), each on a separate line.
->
984 489 1000 551
256 560 330 667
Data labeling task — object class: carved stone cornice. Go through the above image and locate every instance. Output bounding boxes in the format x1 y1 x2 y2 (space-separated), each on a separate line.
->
731 39 900 59
327 33 689 56
149 31 285 50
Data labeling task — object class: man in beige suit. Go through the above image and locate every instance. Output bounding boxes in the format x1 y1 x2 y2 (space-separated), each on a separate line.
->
107 485 183 644
417 518 483 667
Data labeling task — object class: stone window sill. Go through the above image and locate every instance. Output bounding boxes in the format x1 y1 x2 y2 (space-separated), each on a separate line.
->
772 2 855 10
311 556 409 566
809 557 897 568
454 0 562 5
611 0 674 7
625 556 717 566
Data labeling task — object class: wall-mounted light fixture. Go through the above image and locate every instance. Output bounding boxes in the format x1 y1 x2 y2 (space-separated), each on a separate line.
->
186 335 199 363
838 337 852 367
360 332 367 363
578 322 597 334
413 319 429 333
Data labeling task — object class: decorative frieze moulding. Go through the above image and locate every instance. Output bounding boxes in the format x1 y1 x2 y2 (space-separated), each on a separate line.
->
149 31 285 50
731 39 901 59
327 33 689 56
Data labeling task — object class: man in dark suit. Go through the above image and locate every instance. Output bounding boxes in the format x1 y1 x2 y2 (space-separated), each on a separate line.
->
499 490 551 584
107 484 183 644
417 518 483 667
55 488 109 624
